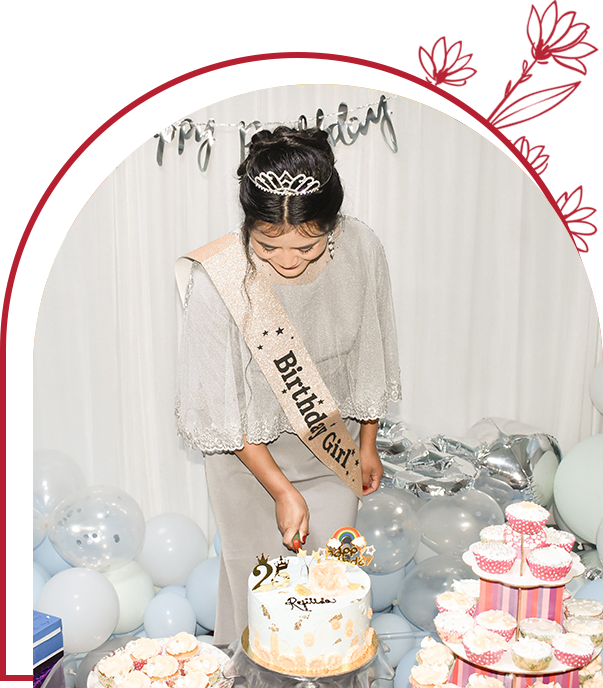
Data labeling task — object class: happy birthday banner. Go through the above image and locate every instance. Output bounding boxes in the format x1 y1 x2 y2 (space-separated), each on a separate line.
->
154 94 398 172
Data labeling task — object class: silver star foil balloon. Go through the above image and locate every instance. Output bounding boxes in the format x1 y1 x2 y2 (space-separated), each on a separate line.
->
377 416 561 508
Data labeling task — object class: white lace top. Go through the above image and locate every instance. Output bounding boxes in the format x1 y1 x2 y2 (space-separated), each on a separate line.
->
175 216 402 453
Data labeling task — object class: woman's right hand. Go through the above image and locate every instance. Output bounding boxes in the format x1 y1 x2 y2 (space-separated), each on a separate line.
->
275 486 310 551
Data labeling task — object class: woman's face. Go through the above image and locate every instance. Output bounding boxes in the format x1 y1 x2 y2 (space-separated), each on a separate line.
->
250 224 329 279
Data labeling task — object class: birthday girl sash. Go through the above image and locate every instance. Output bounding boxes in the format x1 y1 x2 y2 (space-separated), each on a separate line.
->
176 233 363 499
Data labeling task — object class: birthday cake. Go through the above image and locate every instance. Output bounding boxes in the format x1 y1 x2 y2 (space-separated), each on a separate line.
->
245 529 376 676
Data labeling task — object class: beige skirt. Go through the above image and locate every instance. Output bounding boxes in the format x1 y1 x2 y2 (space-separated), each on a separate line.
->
205 420 361 645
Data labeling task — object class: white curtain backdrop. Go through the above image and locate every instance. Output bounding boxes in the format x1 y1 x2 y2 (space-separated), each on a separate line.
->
33 85 602 537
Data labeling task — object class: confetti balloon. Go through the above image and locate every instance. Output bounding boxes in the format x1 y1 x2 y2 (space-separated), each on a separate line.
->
48 485 145 572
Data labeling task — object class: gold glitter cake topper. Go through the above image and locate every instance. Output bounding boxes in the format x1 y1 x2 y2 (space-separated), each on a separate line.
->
251 554 290 591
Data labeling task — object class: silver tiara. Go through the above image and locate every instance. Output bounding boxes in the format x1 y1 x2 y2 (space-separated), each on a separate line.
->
250 170 324 196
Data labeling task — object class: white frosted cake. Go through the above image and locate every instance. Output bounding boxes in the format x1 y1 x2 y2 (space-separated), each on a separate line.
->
246 555 374 676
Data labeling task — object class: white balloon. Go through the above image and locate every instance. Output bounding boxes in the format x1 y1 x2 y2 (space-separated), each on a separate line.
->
33 449 86 516
135 513 208 587
103 561 155 634
33 508 46 549
589 361 603 415
554 434 603 543
36 568 119 653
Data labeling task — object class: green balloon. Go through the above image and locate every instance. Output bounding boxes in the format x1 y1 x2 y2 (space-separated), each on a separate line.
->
553 434 603 544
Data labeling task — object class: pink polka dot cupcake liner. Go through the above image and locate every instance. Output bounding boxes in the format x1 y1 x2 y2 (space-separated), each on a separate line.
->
472 543 517 574
526 546 573 582
553 648 594 668
505 502 549 535
463 645 506 666
543 527 575 552
504 527 546 551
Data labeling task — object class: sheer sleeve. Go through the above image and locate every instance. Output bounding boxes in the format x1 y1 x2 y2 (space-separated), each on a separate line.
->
175 262 292 453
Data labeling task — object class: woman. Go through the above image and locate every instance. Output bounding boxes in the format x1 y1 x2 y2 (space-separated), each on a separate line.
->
176 126 401 644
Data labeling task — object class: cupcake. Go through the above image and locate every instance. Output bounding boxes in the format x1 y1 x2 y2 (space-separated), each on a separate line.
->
452 579 480 602
552 633 595 667
565 599 603 620
475 610 517 642
113 671 152 688
580 655 602 685
564 616 603 647
505 502 549 534
518 617 563 644
142 655 180 686
174 672 210 688
409 661 451 688
126 638 162 671
543 527 575 552
96 653 134 688
436 591 477 616
584 679 603 688
434 611 475 644
184 654 220 681
480 525 508 543
466 675 506 688
526 546 573 581
462 626 508 665
415 637 455 669
472 542 517 574
510 637 553 671
166 632 200 664
504 526 546 551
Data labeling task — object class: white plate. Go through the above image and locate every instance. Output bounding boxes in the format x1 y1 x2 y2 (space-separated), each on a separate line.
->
445 640 602 675
87 638 233 688
462 549 584 588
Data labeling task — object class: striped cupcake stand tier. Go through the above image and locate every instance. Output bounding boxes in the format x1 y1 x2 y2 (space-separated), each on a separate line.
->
445 548 597 688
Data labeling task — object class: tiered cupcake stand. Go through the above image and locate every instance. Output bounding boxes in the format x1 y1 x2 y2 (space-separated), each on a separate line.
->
441 547 596 688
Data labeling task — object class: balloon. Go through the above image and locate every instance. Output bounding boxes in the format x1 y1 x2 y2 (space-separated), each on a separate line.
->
356 490 421 574
33 567 46 608
36 567 119 653
33 449 86 516
48 485 145 572
393 644 427 688
156 585 187 597
417 491 504 556
33 561 51 583
397 555 476 631
185 556 220 630
413 541 438 564
589 361 603 414
33 508 46 549
103 561 155 634
33 536 73 576
136 513 208 587
554 434 603 543
574 579 603 604
371 613 415 668
144 592 197 637
473 472 529 511
214 530 221 557
369 566 409 613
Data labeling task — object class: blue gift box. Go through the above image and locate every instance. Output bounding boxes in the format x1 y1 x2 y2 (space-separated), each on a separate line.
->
33 611 63 677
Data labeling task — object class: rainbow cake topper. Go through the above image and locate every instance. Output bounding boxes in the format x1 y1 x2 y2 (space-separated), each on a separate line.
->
316 526 375 567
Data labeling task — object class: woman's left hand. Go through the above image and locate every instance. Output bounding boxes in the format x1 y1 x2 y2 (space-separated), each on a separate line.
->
360 445 383 495
359 419 382 495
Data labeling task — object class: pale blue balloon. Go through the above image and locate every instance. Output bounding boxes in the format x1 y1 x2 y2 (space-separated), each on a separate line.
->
214 531 221 557
391 606 429 640
369 566 408 613
394 646 424 688
196 622 211 635
574 579 603 604
34 568 46 608
33 561 51 583
33 536 73 576
371 613 416 668
143 593 196 637
156 585 187 597
186 556 220 630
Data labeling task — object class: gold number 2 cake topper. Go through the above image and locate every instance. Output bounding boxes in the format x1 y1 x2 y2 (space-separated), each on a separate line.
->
252 554 289 591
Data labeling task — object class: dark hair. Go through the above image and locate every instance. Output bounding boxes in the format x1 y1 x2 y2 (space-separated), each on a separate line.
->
237 126 343 257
